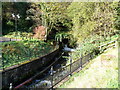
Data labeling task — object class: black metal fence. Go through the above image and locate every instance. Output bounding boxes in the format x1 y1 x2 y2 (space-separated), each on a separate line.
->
15 39 117 89
53 52 94 88
27 51 95 89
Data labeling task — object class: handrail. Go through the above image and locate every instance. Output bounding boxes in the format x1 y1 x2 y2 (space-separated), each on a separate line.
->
51 41 117 88
14 39 117 89
99 39 117 48
14 52 64 89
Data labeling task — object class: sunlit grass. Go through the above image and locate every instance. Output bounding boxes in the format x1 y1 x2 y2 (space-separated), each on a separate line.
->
59 46 118 88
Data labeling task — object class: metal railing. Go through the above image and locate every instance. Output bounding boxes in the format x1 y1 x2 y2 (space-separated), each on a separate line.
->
26 40 117 89
99 39 117 53
25 51 95 89
10 39 117 89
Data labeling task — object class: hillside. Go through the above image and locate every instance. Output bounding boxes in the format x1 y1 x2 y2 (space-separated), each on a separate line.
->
59 45 118 88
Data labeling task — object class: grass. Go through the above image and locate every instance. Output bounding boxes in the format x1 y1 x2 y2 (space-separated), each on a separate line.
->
58 46 118 88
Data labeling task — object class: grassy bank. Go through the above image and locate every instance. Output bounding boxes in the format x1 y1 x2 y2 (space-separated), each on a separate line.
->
59 46 118 88
1 40 57 69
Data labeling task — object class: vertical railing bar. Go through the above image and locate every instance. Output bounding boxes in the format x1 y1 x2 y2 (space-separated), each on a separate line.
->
69 56 72 76
80 57 82 69
2 57 4 70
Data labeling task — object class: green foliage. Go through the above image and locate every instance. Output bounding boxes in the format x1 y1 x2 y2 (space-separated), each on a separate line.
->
26 3 41 27
2 2 119 42
37 2 71 40
6 20 14 26
67 2 118 43
4 31 34 40
2 2 119 59
114 2 120 31
55 32 77 47
1 40 54 69
67 2 95 42
2 2 31 35
71 43 97 62
106 77 118 88
70 34 118 62
55 33 71 42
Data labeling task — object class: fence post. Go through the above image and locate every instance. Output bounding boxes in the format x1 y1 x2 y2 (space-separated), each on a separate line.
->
115 40 118 48
90 52 93 59
80 57 82 69
2 57 4 70
88 54 90 62
69 56 72 76
18 55 20 65
28 43 31 61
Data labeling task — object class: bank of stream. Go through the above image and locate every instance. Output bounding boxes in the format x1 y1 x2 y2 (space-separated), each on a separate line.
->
14 49 70 89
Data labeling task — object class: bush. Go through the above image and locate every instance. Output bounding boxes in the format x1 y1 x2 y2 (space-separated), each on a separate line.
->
1 40 54 69
70 34 118 63
4 31 34 40
70 42 98 61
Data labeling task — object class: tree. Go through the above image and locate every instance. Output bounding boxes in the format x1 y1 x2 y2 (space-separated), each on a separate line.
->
37 2 72 40
2 2 30 35
67 2 96 42
114 2 120 33
67 2 118 43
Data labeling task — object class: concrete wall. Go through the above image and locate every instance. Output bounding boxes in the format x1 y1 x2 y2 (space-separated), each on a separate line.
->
1 49 59 89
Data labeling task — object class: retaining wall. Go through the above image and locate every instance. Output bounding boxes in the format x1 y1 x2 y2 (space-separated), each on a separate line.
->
1 48 59 89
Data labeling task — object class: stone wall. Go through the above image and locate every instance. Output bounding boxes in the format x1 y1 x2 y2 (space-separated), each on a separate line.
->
1 49 59 89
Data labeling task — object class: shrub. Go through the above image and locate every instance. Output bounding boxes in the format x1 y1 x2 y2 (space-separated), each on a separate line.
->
1 40 54 69
4 31 34 39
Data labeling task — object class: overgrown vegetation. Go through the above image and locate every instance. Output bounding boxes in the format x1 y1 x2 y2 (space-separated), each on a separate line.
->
4 31 34 40
70 34 118 62
1 1 119 77
2 2 119 42
1 40 55 69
